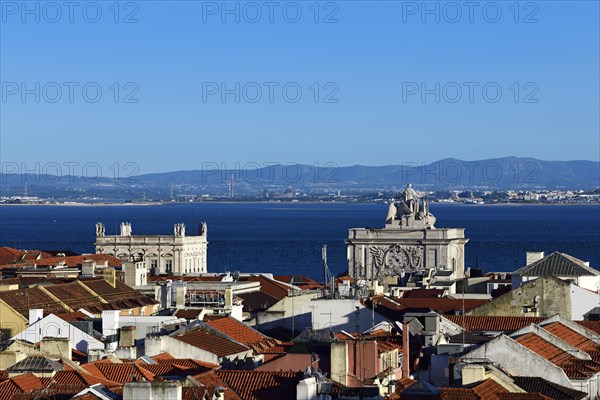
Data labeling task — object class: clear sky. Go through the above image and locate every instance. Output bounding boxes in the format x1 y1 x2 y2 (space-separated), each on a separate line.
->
1 0 599 175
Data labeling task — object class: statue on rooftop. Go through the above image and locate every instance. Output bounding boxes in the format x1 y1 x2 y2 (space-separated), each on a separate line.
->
386 184 436 229
95 222 105 237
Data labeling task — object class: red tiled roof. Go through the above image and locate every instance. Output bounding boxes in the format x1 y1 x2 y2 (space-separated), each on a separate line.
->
274 275 322 290
240 276 292 300
496 394 552 400
174 327 250 358
206 316 267 345
440 388 480 400
10 373 44 393
445 316 544 332
55 311 93 322
576 321 600 335
371 295 487 315
403 289 446 298
543 322 600 356
192 370 243 400
515 333 572 364
0 286 69 317
472 379 507 400
43 282 105 311
82 362 156 384
173 308 203 320
154 358 218 370
515 332 600 378
0 380 21 400
216 370 304 400
49 370 120 389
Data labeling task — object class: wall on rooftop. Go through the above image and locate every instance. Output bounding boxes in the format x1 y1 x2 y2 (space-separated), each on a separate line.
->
467 276 571 318
0 298 28 339
464 335 573 389
571 284 600 320
145 335 219 365
11 314 105 353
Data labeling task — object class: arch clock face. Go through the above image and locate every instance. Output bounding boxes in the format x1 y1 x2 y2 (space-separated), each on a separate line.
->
384 245 409 271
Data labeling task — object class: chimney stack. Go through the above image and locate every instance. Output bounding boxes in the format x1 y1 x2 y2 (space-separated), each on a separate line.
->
526 252 545 265
103 267 117 288
402 321 410 378
29 309 43 325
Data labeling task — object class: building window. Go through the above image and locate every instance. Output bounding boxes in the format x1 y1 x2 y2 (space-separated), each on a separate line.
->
151 259 158 269
165 259 173 273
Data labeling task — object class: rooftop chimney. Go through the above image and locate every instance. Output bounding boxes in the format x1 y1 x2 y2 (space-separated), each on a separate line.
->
29 309 43 325
526 252 545 265
102 310 120 348
402 322 410 378
40 337 72 361
103 267 117 288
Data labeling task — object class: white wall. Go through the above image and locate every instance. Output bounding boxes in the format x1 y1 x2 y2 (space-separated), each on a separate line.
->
13 314 105 353
571 284 600 320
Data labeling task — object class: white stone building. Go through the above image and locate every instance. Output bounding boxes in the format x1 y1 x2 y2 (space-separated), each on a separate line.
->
95 222 207 276
346 184 468 288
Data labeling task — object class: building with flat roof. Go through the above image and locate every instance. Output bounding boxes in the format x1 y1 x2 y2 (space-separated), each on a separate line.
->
95 222 207 276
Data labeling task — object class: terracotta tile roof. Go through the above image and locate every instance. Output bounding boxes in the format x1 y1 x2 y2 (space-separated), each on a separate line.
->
173 327 251 358
238 291 280 312
371 295 487 316
10 373 44 393
43 282 105 311
576 320 600 335
274 275 322 290
216 370 304 400
192 370 243 400
79 278 158 309
206 316 267 345
49 370 120 389
543 322 600 356
513 376 587 400
440 388 480 400
472 379 507 400
0 370 8 381
240 276 292 300
445 316 544 332
173 308 203 320
0 380 22 400
515 333 573 363
146 354 219 374
0 286 69 317
515 333 600 378
496 394 552 400
55 311 93 322
403 289 446 298
82 362 155 384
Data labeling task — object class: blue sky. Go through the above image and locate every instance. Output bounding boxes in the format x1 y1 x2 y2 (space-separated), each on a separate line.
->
0 0 598 174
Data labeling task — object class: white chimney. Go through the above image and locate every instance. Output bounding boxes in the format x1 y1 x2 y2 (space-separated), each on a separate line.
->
29 309 44 325
102 310 120 339
526 252 544 265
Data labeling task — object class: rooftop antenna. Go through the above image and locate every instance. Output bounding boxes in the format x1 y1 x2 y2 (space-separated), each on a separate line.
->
322 245 334 298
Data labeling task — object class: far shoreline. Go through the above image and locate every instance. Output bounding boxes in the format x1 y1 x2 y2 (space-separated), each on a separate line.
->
1 201 598 207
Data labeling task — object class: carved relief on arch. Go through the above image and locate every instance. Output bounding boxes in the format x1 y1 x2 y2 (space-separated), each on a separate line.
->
369 244 424 282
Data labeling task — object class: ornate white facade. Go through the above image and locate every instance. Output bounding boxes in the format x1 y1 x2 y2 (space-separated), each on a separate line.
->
347 184 468 286
95 222 208 276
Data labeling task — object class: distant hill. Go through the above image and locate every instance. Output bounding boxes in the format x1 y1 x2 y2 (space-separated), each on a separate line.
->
133 157 600 190
1 157 598 198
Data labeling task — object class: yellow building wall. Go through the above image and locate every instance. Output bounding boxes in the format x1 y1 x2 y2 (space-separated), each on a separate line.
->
0 299 28 339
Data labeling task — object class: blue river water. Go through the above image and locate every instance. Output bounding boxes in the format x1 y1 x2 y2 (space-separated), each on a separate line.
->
0 203 598 279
